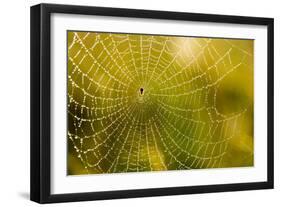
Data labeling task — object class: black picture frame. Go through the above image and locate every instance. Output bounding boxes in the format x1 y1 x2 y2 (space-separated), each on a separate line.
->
30 3 274 204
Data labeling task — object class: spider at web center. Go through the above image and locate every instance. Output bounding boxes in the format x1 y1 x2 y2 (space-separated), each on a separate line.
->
136 86 148 104
140 88 144 95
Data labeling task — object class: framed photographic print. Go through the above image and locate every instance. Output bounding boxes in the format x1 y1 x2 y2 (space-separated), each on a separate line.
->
30 3 274 203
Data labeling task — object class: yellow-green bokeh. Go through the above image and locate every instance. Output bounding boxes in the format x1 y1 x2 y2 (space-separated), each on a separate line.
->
67 31 253 175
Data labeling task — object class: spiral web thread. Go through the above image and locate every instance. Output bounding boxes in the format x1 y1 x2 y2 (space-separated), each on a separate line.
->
67 31 253 174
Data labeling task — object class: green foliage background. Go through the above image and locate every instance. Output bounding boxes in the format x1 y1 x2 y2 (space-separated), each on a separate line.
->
67 31 253 175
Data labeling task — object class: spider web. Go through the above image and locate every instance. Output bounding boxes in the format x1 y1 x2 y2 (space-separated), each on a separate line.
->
67 31 253 174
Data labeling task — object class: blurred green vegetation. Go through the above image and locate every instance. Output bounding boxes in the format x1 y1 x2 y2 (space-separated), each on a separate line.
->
67 31 253 175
